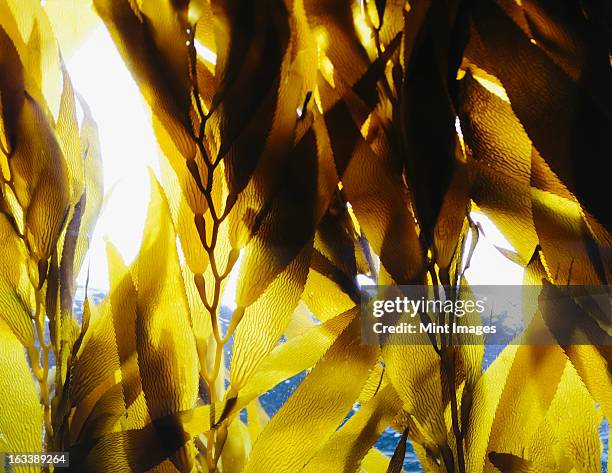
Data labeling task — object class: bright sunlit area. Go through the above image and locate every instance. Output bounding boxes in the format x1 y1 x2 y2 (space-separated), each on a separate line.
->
68 25 160 290
66 23 524 293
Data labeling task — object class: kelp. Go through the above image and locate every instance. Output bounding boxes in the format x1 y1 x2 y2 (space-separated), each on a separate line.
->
0 0 610 472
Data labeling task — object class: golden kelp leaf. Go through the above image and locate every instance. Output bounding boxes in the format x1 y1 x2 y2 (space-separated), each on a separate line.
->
536 281 612 425
303 0 370 89
154 116 208 216
433 160 470 279
381 343 448 452
243 318 378 473
134 173 198 471
1 0 63 117
106 242 142 410
562 344 612 425
458 72 537 264
73 382 126 443
465 343 568 473
71 97 104 277
70 422 189 473
219 418 250 473
56 63 83 204
538 360 602 471
69 299 119 409
0 214 34 346
12 94 70 261
246 398 268 444
234 128 329 308
302 384 401 473
237 308 357 407
360 447 403 473
283 301 316 340
44 0 101 59
58 98 103 321
230 243 311 391
531 189 607 285
341 124 424 284
0 319 42 470
302 197 362 321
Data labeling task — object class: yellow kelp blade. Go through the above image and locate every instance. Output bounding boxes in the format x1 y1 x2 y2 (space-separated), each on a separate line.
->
219 418 251 473
243 317 378 472
465 343 570 473
133 173 199 471
246 399 269 444
43 0 101 59
176 308 357 439
12 93 70 263
67 299 121 444
0 0 63 117
105 241 141 411
238 308 357 408
381 342 449 460
301 384 402 473
230 243 311 391
536 360 602 471
0 319 43 473
0 214 35 346
360 447 405 473
458 72 537 265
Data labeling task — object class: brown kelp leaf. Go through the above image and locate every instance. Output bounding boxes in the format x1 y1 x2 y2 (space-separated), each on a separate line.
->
11 93 70 262
234 126 333 307
470 1 612 229
211 0 292 195
400 1 468 246
0 20 24 154
458 72 538 264
134 173 198 471
488 452 541 473
243 317 378 473
106 242 142 409
341 120 424 284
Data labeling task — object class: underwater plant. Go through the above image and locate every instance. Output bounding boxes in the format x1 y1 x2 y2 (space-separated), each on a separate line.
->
0 0 610 472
